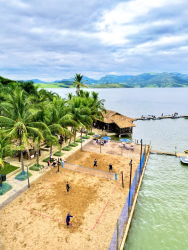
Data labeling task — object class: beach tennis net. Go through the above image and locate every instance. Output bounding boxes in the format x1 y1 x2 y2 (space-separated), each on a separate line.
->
108 150 145 250
62 162 117 181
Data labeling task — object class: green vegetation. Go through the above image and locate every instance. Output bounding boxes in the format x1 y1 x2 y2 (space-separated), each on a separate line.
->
1 163 19 175
53 151 65 156
69 142 79 147
82 135 90 139
43 157 50 163
15 171 32 181
88 132 95 135
90 83 132 88
0 183 12 195
62 146 72 151
29 164 43 171
76 139 85 143
0 74 106 186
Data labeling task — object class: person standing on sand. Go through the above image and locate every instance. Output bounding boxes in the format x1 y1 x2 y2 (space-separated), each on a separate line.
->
66 212 73 228
66 181 71 194
109 163 113 172
93 159 97 168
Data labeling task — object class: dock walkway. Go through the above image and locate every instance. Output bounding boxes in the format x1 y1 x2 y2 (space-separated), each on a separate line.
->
150 150 187 157
135 115 188 121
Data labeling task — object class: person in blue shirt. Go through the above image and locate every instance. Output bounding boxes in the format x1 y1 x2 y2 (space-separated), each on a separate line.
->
93 159 97 168
66 212 73 228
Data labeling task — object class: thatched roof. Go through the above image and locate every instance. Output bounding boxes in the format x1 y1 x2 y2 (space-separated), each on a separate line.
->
100 110 136 129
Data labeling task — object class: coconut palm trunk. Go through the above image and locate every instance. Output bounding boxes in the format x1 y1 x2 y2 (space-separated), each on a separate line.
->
21 150 24 174
37 148 39 167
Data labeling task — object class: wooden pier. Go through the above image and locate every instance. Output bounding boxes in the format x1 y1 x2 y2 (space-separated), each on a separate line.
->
150 150 187 157
135 115 188 121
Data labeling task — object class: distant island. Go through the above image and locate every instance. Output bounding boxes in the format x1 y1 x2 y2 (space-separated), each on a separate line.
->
1 72 188 88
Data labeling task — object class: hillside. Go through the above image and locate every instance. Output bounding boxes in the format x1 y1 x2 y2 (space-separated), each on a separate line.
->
98 75 133 84
89 83 132 88
123 73 188 87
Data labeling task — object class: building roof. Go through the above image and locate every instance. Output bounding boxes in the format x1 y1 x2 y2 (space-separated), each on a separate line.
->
100 110 136 129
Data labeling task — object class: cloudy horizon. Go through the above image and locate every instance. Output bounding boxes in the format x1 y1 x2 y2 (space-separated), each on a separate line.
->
0 0 188 81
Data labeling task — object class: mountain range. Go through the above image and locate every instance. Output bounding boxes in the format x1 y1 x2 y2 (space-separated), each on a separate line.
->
29 72 188 88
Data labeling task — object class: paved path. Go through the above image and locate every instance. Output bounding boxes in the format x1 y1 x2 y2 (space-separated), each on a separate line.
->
0 137 93 210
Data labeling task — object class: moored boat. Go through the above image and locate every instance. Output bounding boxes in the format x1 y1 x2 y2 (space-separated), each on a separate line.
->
180 156 188 164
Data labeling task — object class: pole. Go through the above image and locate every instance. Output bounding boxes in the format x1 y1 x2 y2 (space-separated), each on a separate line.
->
121 171 124 188
129 159 132 189
117 219 119 250
81 129 82 151
56 158 60 173
140 139 142 175
27 166 30 188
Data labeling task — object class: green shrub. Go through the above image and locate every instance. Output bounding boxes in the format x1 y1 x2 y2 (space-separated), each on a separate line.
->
76 139 85 143
82 135 90 139
53 151 65 156
15 171 32 181
43 157 50 162
62 146 72 151
69 142 79 147
0 183 12 195
1 163 19 175
88 132 95 135
29 164 43 171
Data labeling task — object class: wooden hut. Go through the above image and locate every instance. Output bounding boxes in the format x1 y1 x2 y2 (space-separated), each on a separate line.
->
96 110 136 136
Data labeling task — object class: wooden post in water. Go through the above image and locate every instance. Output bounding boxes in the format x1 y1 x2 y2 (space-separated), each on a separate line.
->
121 171 124 188
129 159 132 189
117 219 119 250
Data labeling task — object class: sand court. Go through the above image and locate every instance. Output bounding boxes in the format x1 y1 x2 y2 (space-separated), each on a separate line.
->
0 151 140 250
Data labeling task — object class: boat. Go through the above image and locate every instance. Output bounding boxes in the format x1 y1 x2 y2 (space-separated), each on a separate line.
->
180 156 188 164
185 150 188 154
171 116 178 119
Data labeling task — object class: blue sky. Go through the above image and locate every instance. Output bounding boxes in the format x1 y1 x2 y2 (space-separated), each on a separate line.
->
0 0 188 81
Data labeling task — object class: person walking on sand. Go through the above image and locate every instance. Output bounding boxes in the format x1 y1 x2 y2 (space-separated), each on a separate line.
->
93 159 97 168
109 163 113 172
66 181 71 194
66 212 73 228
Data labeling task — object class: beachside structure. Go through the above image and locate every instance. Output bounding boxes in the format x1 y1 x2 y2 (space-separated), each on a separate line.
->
96 110 136 136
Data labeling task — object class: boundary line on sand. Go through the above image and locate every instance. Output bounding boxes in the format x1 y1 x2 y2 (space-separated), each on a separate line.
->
23 172 121 231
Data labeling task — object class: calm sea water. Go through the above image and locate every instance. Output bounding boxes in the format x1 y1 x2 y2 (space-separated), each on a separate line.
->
48 88 188 250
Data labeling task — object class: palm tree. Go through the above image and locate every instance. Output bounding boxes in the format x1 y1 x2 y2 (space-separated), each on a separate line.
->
0 135 13 187
0 88 50 174
67 97 93 142
72 74 88 95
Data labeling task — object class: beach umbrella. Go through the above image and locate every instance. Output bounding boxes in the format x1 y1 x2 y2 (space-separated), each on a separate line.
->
93 135 100 137
101 136 111 140
120 138 131 142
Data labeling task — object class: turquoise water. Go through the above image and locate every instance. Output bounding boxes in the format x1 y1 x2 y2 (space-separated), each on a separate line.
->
49 88 188 250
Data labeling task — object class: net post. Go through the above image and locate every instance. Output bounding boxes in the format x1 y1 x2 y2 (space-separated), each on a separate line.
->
121 171 124 188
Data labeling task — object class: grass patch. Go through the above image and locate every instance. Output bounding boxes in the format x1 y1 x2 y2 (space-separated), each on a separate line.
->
69 142 79 147
1 162 19 175
82 135 90 139
0 183 12 195
29 164 43 171
88 132 95 135
15 171 32 181
62 146 72 151
76 139 85 143
53 151 65 156
43 157 50 162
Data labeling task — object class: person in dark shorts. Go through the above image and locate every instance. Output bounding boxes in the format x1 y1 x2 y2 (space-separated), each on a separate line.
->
66 212 73 228
109 163 113 172
66 182 71 194
93 159 97 168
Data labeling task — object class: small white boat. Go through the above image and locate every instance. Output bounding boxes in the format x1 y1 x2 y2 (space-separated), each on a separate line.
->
180 156 188 164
